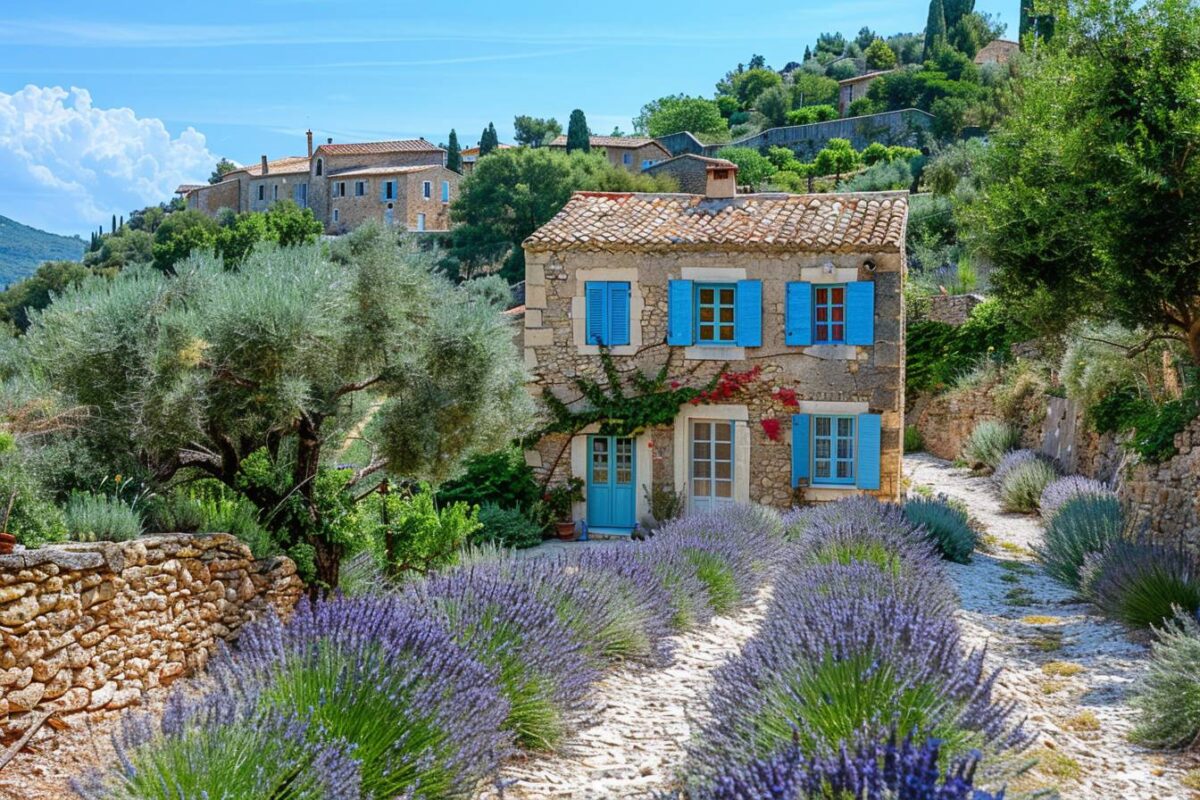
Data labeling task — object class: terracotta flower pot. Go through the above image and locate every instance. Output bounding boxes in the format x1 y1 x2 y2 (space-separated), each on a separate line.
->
0 532 15 555
554 521 577 541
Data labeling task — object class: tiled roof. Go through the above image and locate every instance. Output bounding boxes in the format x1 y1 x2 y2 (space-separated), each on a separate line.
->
233 156 311 178
644 154 737 170
837 69 895 86
548 135 660 149
974 39 1020 65
315 139 442 156
327 165 440 178
524 191 908 254
175 184 205 194
461 143 513 159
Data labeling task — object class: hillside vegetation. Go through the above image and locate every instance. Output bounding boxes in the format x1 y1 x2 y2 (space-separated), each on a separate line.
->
0 214 85 286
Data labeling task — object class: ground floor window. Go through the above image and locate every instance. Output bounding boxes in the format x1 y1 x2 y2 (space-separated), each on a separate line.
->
332 208 339 223
813 415 855 485
690 419 734 511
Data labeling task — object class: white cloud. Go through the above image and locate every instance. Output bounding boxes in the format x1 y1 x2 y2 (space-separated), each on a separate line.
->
0 85 217 235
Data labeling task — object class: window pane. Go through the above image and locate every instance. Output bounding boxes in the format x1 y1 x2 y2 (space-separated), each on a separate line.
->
700 324 715 340
816 327 828 342
719 325 734 341
694 422 710 439
700 306 715 322
693 479 710 497
832 325 844 341
715 480 732 498
838 439 852 459
832 287 844 303
715 460 731 480
815 417 831 436
694 441 710 460
700 288 714 304
837 461 853 479
715 422 732 442
832 306 844 322
715 442 731 461
815 440 831 459
816 306 828 322
719 307 734 323
815 461 831 478
838 418 854 437
693 460 710 478
816 287 828 303
718 288 734 304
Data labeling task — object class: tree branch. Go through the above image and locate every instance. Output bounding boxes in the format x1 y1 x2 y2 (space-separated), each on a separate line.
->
333 375 385 399
347 458 388 494
1079 332 1187 357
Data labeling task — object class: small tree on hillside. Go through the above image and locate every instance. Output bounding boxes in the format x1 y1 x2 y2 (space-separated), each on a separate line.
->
513 115 561 148
209 158 239 185
865 38 898 70
479 123 497 155
566 109 590 153
814 138 861 186
924 0 948 58
446 129 462 172
23 227 531 589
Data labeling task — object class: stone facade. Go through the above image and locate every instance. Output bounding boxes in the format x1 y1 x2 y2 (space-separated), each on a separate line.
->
1121 416 1200 549
523 241 906 522
838 71 895 116
325 166 459 233
0 534 301 726
547 136 672 172
642 155 736 194
927 293 985 326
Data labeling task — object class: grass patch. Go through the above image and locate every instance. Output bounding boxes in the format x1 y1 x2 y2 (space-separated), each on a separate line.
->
911 483 933 498
1029 631 1065 652
999 541 1034 557
1041 679 1070 695
1064 711 1100 732
1004 587 1035 607
1021 615 1062 625
1182 769 1200 790
999 573 1022 584
1042 661 1084 677
1038 750 1083 781
1000 559 1036 574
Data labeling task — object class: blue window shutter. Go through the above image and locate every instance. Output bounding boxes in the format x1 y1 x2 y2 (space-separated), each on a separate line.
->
585 282 607 345
608 282 631 346
786 282 813 346
380 181 387 201
735 279 762 347
845 281 876 346
667 279 694 346
791 414 811 486
856 413 882 490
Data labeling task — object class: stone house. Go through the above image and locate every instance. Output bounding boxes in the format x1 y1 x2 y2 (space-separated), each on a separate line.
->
642 155 737 194
547 135 671 172
522 164 908 532
461 143 513 174
184 131 458 233
973 39 1020 66
837 70 895 116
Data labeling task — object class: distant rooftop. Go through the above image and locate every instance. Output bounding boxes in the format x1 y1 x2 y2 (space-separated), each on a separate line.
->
315 139 442 156
837 70 896 86
548 135 662 149
525 190 908 254
327 164 441 178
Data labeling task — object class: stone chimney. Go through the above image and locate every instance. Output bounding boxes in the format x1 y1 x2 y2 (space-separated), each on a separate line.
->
327 137 333 145
306 129 313 158
705 161 738 199
260 155 269 175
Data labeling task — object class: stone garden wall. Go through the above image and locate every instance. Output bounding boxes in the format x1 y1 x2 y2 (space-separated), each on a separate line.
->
926 293 985 326
0 533 302 727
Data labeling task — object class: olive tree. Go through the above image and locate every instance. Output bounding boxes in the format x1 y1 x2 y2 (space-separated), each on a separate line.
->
22 225 532 587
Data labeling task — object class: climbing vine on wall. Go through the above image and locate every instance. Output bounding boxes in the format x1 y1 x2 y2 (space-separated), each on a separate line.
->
532 349 748 441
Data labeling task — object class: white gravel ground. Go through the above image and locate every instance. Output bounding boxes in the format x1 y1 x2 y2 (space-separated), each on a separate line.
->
906 452 1192 799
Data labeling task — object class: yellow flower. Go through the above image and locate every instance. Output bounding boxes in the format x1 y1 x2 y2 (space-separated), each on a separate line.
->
114 474 123 483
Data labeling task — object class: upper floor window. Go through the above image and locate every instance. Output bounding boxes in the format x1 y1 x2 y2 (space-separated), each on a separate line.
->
584 281 631 346
622 152 632 165
441 180 450 202
785 281 874 347
382 181 395 201
696 284 736 344
334 181 346 198
355 180 366 196
422 181 432 199
667 279 761 348
315 158 323 176
814 285 846 343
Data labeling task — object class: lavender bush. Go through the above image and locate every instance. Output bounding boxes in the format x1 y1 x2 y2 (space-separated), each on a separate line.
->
1039 476 1115 522
674 734 1004 800
998 458 1058 513
991 449 1040 488
904 496 976 564
212 595 509 799
1034 494 1123 589
1081 540 1200 628
72 686 361 800
407 564 596 750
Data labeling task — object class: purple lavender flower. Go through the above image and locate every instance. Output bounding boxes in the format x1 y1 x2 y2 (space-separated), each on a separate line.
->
1039 476 1115 522
676 733 1005 800
991 449 1042 488
212 594 510 799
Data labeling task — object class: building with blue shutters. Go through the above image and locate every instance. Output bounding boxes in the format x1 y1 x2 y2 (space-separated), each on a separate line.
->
521 162 907 533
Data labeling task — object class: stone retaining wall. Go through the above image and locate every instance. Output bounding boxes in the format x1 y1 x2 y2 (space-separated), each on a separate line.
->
926 293 985 326
0 534 302 727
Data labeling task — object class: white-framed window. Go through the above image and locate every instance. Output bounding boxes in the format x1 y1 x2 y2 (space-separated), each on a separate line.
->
416 213 426 231
690 419 734 512
441 180 450 202
333 208 340 223
355 181 366 196
422 181 432 199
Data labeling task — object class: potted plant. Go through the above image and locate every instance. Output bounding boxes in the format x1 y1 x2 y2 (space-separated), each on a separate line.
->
0 489 17 555
544 478 584 541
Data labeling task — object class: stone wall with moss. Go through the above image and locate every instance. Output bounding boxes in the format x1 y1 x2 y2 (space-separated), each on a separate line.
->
0 533 301 727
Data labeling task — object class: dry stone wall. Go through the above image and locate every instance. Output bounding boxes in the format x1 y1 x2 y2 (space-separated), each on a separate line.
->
0 533 302 727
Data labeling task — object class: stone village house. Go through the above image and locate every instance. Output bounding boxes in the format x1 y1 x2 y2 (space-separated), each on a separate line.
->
521 163 908 532
183 131 461 234
547 135 671 173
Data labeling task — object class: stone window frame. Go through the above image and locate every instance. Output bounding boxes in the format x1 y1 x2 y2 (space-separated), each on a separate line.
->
672 402 751 513
799 263 862 361
681 266 746 362
813 283 848 344
422 180 432 199
333 208 340 224
570 267 644 356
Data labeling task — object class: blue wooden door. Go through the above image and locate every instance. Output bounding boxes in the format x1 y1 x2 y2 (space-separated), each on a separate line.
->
587 436 636 530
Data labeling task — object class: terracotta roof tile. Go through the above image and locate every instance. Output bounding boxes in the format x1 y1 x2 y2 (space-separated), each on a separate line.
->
315 139 442 156
548 135 660 149
327 165 440 178
524 191 908 254
231 156 311 177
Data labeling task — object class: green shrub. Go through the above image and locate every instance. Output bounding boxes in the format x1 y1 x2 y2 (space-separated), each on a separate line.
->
999 458 1058 513
685 548 739 615
1131 610 1200 749
1084 541 1200 629
436 446 541 512
1034 494 1123 589
471 503 542 550
904 496 975 563
962 421 1021 472
904 425 925 453
365 488 481 575
0 455 66 547
143 491 206 533
64 491 143 542
193 492 278 558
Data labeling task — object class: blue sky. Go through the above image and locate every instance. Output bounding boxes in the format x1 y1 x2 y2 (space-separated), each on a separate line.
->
0 0 1014 236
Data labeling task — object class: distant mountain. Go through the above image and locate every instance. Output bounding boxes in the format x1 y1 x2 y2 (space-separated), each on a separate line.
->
0 215 86 287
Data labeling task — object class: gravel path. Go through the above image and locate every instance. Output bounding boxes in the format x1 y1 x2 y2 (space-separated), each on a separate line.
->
481 584 772 800
905 453 1190 799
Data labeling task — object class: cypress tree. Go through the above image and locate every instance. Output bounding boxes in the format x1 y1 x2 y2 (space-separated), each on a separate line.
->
446 129 462 173
566 109 590 153
479 122 497 156
803 45 812 61
119 215 124 230
111 214 117 234
924 0 947 59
